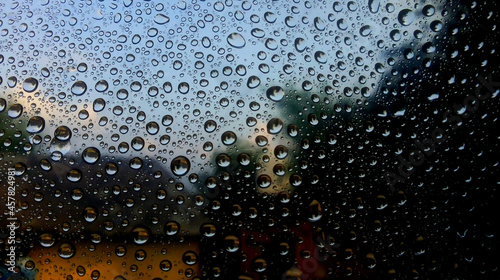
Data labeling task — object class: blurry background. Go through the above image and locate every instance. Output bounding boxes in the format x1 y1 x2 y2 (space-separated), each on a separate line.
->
1 0 499 279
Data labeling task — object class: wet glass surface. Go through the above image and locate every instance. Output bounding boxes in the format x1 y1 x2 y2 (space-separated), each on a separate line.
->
0 0 499 279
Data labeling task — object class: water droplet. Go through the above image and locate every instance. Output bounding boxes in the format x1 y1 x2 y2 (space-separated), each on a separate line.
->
294 38 307 53
129 157 143 170
225 235 240 252
247 75 261 89
204 120 217 133
398 9 416 26
132 226 150 245
23 77 38 92
227 33 246 48
39 233 56 247
115 245 127 257
93 98 106 112
7 76 18 88
314 51 327 64
0 98 6 112
95 80 108 92
71 188 84 201
266 86 285 102
58 243 76 259
135 249 147 261
182 251 198 265
131 137 145 151
55 126 72 141
154 14 170 24
251 28 265 38
422 5 435 17
216 153 231 168
171 156 190 176
76 266 86 277
264 38 278 50
221 131 237 146
314 17 326 31
71 81 87 95
368 0 380 13
146 121 159 135
252 258 267 272
8 103 23 118
67 169 82 182
273 164 286 176
267 118 284 134
26 116 45 133
165 221 180 235
264 11 276 23
83 206 98 223
308 200 322 222
360 25 372 36
160 260 172 271
257 174 272 188
274 145 288 159
200 223 217 237
237 153 251 166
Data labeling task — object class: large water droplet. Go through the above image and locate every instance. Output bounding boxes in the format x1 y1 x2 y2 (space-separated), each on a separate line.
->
58 243 76 259
267 118 284 134
225 235 240 252
182 251 198 265
83 206 98 222
8 103 23 118
26 116 45 133
171 156 190 176
266 86 285 102
23 77 38 92
398 9 416 26
71 81 87 95
227 32 246 48
154 14 170 24
221 131 237 146
93 98 106 112
54 126 72 141
257 174 272 188
165 221 180 235
39 233 55 248
132 226 150 245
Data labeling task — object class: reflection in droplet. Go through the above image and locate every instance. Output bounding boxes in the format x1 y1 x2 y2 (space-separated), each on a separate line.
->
165 221 180 235
257 174 272 188
171 156 190 176
225 235 240 252
266 86 285 102
182 251 198 265
83 206 98 222
132 226 150 245
221 131 237 146
398 9 416 26
26 116 45 133
23 77 38 92
71 81 87 95
39 233 55 248
54 126 72 141
204 120 217 133
160 260 172 271
58 243 76 259
200 223 217 237
227 32 246 48
8 104 23 118
267 118 284 134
